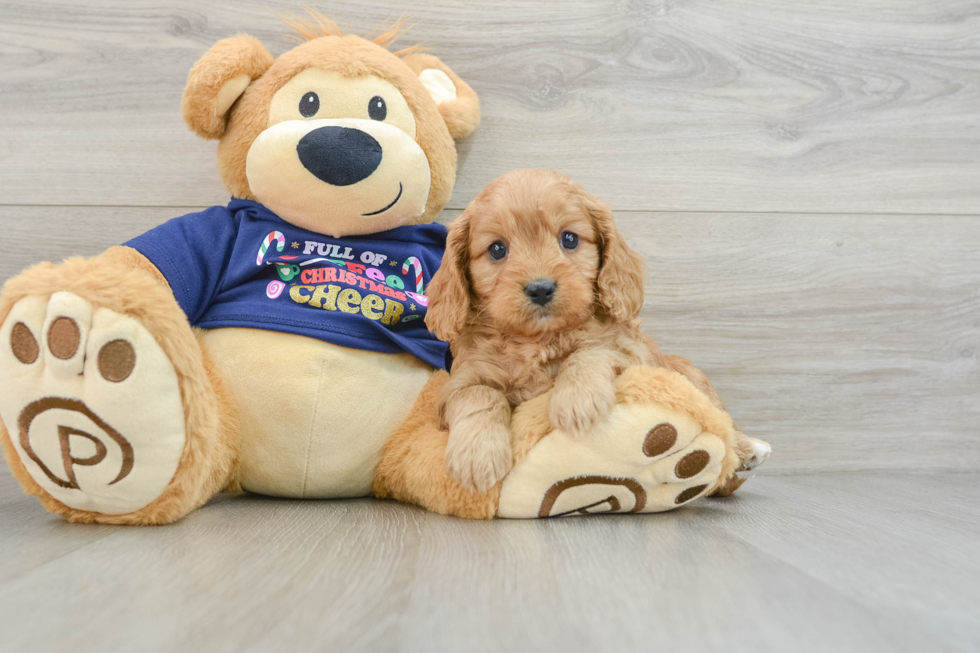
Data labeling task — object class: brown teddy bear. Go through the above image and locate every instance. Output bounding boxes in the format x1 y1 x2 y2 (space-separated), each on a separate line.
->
0 14 767 524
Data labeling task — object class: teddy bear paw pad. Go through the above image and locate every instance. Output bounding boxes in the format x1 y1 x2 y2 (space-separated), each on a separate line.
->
498 397 726 518
0 292 185 515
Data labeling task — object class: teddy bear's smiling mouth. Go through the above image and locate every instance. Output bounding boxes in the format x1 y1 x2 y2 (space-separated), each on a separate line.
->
362 182 403 217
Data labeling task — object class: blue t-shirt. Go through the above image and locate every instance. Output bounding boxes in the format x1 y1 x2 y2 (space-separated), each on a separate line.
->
126 199 449 369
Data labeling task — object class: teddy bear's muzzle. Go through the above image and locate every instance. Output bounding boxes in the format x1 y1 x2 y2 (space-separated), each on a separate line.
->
245 117 432 238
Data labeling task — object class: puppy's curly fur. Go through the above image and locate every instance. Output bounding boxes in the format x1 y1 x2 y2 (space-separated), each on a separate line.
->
426 169 754 493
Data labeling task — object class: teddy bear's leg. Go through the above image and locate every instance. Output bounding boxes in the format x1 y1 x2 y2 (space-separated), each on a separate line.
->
661 354 771 485
373 371 499 519
376 365 761 519
0 248 239 524
497 366 754 518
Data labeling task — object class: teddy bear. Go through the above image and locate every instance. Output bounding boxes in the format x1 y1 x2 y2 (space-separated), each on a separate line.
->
0 14 768 524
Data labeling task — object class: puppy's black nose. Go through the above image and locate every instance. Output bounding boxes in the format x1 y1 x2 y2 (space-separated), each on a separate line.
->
297 126 382 186
524 279 556 306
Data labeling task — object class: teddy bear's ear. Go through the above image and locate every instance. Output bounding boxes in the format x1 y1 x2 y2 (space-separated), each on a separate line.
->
182 35 274 140
401 53 480 140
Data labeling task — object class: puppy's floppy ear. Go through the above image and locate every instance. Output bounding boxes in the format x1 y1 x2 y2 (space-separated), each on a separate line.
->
586 195 646 322
182 35 274 140
426 213 472 344
401 53 480 140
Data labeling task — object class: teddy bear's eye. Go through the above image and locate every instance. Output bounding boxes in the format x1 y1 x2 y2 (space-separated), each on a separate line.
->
368 96 387 121
299 92 319 118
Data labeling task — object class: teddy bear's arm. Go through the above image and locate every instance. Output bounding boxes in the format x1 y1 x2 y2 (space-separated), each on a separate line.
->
99 246 174 292
119 205 240 325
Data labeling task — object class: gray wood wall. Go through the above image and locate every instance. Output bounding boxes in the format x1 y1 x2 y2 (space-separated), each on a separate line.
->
1 1 977 474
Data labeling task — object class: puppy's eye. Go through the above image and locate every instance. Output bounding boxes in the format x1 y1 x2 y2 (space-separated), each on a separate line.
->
300 92 319 118
368 96 387 121
488 241 508 261
560 231 579 250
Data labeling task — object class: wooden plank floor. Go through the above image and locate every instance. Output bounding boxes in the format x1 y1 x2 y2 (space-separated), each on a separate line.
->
1 465 977 653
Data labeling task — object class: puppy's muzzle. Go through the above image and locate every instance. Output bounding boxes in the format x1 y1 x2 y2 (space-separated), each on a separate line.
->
297 126 383 186
524 278 557 306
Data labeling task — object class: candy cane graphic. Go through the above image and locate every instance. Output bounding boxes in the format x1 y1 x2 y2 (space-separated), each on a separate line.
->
402 256 424 294
256 231 285 266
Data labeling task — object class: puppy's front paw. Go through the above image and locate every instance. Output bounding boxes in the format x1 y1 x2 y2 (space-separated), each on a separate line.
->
445 419 513 494
549 380 616 438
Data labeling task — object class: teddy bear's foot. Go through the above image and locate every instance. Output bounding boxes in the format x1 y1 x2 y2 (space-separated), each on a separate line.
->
0 255 237 524
0 291 187 518
498 366 744 518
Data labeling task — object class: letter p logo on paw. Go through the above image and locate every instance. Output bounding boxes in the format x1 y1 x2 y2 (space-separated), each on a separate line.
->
18 398 134 491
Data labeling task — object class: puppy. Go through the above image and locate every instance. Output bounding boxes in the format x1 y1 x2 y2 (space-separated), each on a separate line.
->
426 169 761 493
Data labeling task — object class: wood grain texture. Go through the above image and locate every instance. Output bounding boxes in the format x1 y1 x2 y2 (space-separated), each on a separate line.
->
5 205 975 474
0 0 978 212
0 465 977 652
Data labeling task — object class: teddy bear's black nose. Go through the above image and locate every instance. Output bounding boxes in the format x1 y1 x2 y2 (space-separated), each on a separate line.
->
296 126 383 186
524 278 556 306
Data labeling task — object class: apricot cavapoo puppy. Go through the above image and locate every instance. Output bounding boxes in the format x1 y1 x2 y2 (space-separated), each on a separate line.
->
425 169 764 493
